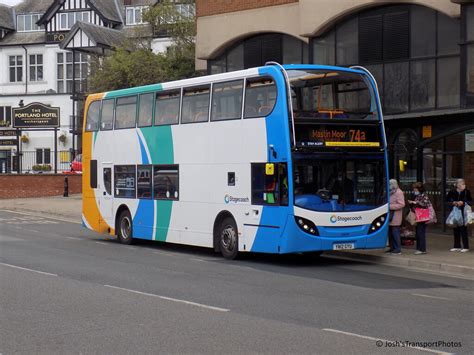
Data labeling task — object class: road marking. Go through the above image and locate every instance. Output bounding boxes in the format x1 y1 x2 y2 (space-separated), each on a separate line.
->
104 284 230 312
411 293 451 301
322 329 451 355
0 209 81 225
189 258 206 262
0 262 58 277
95 241 110 246
153 251 177 257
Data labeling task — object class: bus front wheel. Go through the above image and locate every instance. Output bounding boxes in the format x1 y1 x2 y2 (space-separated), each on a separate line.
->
218 217 239 260
117 209 133 245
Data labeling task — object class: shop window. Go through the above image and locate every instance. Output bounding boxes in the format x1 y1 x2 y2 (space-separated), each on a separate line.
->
100 99 114 130
153 165 179 200
384 62 409 114
359 13 383 63
336 17 358 65
383 10 409 60
468 6 474 41
138 93 154 127
244 77 277 118
410 59 435 111
393 130 418 191
437 57 460 108
467 46 474 95
410 6 436 58
283 36 305 65
313 30 335 65
227 44 244 72
437 15 460 56
137 165 152 199
155 90 180 125
211 80 243 121
114 165 136 198
85 100 100 132
181 86 210 124
210 57 226 74
115 96 137 129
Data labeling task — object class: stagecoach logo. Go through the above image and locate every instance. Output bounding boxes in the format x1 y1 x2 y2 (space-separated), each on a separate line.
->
224 195 250 204
330 215 363 223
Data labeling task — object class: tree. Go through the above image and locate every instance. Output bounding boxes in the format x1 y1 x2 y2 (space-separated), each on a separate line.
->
88 0 197 93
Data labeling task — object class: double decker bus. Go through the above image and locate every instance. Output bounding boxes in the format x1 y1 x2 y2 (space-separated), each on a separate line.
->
82 63 389 259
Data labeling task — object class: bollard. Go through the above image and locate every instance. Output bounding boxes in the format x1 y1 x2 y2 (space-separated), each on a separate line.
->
63 176 69 197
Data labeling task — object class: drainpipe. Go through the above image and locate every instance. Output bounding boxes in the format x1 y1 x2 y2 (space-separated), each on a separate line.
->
22 45 28 94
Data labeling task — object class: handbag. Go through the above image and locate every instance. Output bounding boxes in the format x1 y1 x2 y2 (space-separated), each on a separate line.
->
427 203 437 224
406 210 417 226
415 207 430 223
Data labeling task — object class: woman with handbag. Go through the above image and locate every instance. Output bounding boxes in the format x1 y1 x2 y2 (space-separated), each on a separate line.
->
407 182 431 255
447 179 472 253
387 179 405 255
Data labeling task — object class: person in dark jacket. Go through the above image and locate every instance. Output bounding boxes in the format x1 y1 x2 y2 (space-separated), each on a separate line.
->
447 178 472 252
408 182 431 255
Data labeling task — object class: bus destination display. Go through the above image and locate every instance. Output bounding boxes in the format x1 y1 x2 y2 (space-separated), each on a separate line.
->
296 124 380 148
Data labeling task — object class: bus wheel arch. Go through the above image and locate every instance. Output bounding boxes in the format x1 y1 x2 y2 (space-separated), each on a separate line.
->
115 205 133 245
213 211 239 259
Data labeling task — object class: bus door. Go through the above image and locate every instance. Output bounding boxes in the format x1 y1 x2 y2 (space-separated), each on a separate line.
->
99 162 113 228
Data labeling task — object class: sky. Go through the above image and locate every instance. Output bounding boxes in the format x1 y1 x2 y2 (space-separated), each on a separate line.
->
0 0 21 5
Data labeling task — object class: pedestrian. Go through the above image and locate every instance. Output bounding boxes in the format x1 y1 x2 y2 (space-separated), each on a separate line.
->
407 182 431 255
447 178 472 253
387 179 405 255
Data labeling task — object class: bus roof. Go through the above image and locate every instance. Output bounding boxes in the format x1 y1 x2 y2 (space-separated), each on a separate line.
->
88 64 368 100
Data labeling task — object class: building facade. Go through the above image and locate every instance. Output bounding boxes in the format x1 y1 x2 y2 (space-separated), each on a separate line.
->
195 0 474 227
0 0 192 173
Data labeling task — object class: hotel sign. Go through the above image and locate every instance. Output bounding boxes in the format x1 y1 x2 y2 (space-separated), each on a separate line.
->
46 32 67 43
0 139 17 146
0 130 16 137
13 103 60 128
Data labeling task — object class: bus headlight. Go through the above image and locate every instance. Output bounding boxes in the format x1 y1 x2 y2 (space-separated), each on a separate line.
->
295 216 319 236
368 214 387 234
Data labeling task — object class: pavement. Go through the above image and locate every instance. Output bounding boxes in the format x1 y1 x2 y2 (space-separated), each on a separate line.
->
0 195 473 279
0 209 473 353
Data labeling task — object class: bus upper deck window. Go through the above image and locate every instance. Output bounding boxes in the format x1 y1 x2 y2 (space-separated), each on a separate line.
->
244 77 277 119
85 101 100 131
100 99 114 130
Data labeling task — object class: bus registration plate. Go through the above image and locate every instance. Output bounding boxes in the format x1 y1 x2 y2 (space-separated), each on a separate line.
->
333 243 354 250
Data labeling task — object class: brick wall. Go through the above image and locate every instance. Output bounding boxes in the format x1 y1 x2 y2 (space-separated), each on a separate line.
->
0 174 82 199
196 0 298 17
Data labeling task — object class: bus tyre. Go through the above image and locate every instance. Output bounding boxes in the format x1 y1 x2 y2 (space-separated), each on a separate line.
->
218 217 239 260
117 210 133 245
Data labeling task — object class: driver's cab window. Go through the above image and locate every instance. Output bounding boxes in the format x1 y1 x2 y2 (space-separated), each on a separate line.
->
251 163 288 205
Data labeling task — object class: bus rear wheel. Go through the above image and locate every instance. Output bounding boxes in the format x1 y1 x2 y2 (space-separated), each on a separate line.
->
218 217 239 260
117 209 133 245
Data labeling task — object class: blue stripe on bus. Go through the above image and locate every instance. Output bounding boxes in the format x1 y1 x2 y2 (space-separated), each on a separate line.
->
132 132 154 240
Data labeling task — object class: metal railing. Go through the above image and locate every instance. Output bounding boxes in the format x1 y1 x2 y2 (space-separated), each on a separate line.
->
12 150 79 174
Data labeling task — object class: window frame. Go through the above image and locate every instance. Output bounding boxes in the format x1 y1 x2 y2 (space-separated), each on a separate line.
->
210 79 244 122
153 164 180 201
243 76 278 119
9 55 23 83
250 162 288 206
180 84 211 124
114 95 138 130
99 98 115 131
29 54 43 82
154 89 181 126
137 164 153 199
137 92 155 128
114 165 137 199
85 100 101 132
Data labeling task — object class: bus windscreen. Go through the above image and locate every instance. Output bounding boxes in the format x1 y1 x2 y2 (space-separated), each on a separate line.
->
288 69 378 120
